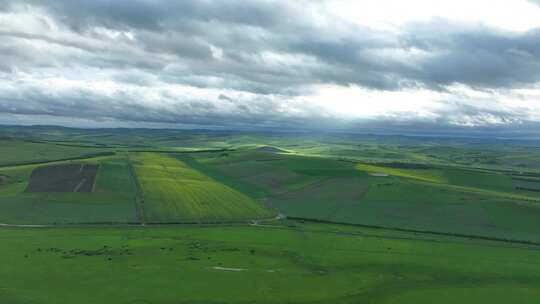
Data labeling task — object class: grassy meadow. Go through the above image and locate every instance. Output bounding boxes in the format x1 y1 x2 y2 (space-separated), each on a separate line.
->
1 225 540 304
188 147 540 243
0 139 109 166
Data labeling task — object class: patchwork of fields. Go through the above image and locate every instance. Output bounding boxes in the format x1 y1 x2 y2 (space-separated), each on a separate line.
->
0 151 274 224
0 155 138 224
0 139 275 224
193 148 540 243
2 131 540 303
2 137 540 242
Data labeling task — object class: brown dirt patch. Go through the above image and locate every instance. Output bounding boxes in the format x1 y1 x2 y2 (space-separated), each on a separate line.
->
25 164 99 193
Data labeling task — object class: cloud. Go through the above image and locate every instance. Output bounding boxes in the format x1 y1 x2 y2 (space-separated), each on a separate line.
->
400 21 540 89
0 0 540 135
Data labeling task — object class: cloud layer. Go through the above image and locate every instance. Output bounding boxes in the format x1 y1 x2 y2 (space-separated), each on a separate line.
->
1 0 540 135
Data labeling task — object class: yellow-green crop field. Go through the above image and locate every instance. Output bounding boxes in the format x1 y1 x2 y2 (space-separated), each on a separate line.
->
131 153 274 223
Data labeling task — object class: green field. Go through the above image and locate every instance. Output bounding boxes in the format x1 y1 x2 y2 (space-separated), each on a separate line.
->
0 139 108 166
187 148 540 243
0 155 138 224
131 152 273 223
1 224 540 303
2 126 540 303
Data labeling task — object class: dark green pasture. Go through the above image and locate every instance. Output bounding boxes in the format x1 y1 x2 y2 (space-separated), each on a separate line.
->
1 225 540 304
193 150 540 243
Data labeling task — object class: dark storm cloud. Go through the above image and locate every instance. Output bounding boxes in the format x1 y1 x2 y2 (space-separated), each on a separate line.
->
401 22 540 89
25 0 287 32
0 81 329 130
433 100 527 125
1 0 540 133
5 1 540 92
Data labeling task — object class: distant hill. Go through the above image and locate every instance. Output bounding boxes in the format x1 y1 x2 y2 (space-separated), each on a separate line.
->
254 146 287 153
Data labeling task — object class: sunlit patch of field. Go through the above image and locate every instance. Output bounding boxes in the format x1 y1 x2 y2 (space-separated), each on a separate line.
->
131 152 273 222
356 163 447 183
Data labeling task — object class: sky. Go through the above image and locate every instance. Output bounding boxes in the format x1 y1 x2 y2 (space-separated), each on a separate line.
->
1 0 540 136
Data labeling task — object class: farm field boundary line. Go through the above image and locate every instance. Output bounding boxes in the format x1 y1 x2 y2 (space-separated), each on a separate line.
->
2 219 540 252
351 159 540 177
0 223 48 228
0 152 116 168
288 217 540 246
443 164 540 177
420 163 540 177
0 218 277 229
418 179 540 203
249 222 540 251
28 140 115 149
126 148 235 153
361 167 540 203
126 155 146 225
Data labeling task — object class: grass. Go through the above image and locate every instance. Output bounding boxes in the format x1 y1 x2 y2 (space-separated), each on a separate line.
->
197 150 540 242
268 177 370 220
353 183 540 241
2 127 540 302
94 158 137 195
1 224 540 303
0 193 137 224
269 175 540 242
0 156 137 224
131 152 273 223
513 178 540 191
180 154 269 199
199 152 361 197
356 163 446 183
0 139 107 166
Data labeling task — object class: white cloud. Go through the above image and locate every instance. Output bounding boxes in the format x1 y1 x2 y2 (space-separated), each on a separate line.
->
1 0 540 134
326 0 540 32
304 83 540 127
